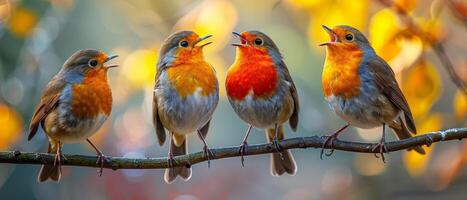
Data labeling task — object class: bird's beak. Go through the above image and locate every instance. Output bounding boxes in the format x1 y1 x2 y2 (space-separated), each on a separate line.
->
194 35 213 48
231 32 247 47
319 25 339 46
104 55 119 69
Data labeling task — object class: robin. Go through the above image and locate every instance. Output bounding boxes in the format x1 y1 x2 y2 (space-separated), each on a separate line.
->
28 49 118 182
152 31 218 183
226 31 300 176
319 25 425 162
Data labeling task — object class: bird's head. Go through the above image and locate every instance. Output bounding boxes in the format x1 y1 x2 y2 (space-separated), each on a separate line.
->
158 31 212 66
60 49 118 83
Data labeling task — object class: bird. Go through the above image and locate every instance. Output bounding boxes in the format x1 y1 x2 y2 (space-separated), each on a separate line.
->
226 31 300 176
152 31 218 184
319 25 425 162
28 49 118 182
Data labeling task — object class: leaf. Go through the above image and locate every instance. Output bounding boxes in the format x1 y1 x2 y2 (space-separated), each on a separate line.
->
394 0 418 13
0 104 23 150
449 0 467 21
403 113 443 177
402 59 442 119
6 6 38 38
453 90 467 121
369 9 423 72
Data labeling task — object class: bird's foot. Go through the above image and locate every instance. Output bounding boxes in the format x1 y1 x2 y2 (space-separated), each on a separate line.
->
238 141 248 167
202 145 214 168
372 141 389 163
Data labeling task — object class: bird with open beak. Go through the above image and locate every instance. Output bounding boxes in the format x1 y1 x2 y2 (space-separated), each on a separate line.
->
152 31 219 183
320 25 425 162
226 31 300 176
28 49 118 182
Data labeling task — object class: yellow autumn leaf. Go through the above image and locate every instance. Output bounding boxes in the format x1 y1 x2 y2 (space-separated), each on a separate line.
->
394 0 418 13
121 49 158 88
453 90 467 121
369 9 402 61
0 104 23 150
403 113 443 177
402 59 442 119
308 0 368 50
173 0 237 52
6 6 37 38
415 17 445 45
369 9 423 72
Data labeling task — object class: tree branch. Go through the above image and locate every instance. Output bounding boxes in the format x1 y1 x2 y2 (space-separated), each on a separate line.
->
0 128 465 170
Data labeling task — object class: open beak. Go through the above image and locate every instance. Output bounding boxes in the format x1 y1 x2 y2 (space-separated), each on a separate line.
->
231 32 247 47
104 55 119 69
319 25 339 46
194 35 213 48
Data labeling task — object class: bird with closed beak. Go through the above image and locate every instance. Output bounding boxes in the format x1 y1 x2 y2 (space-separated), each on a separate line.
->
319 25 425 162
28 49 118 182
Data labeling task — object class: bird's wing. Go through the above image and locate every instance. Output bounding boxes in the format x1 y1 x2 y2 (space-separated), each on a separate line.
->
279 60 300 132
367 57 417 134
153 63 167 146
28 77 65 140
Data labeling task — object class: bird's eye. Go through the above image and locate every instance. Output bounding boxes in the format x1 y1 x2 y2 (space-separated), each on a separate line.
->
254 38 263 45
88 59 98 67
345 34 354 41
179 41 189 47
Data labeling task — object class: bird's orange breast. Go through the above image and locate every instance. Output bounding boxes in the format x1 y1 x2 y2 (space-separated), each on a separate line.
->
167 61 217 98
226 48 278 100
71 68 112 118
322 44 363 99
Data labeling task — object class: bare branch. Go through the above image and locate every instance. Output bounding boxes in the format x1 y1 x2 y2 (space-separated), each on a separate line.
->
0 128 465 170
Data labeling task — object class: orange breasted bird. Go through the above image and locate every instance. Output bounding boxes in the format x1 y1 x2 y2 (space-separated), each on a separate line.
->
226 31 300 176
152 31 218 184
28 49 118 182
319 25 425 162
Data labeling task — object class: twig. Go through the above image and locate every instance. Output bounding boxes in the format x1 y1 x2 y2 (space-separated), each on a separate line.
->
376 0 467 94
0 128 465 169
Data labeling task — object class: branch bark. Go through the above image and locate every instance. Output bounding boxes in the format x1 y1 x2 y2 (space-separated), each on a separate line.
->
0 128 465 170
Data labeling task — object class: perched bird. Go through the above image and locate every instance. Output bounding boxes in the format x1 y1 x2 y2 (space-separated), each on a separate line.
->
226 31 300 176
153 31 218 184
319 25 425 162
28 49 118 182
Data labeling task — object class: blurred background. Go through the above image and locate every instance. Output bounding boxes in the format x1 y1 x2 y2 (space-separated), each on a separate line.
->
0 0 466 199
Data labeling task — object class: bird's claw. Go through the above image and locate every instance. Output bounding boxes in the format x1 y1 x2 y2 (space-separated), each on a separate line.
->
95 151 106 176
53 151 66 173
271 138 284 160
320 135 338 160
372 142 388 163
167 153 175 168
238 141 248 167
203 145 214 168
